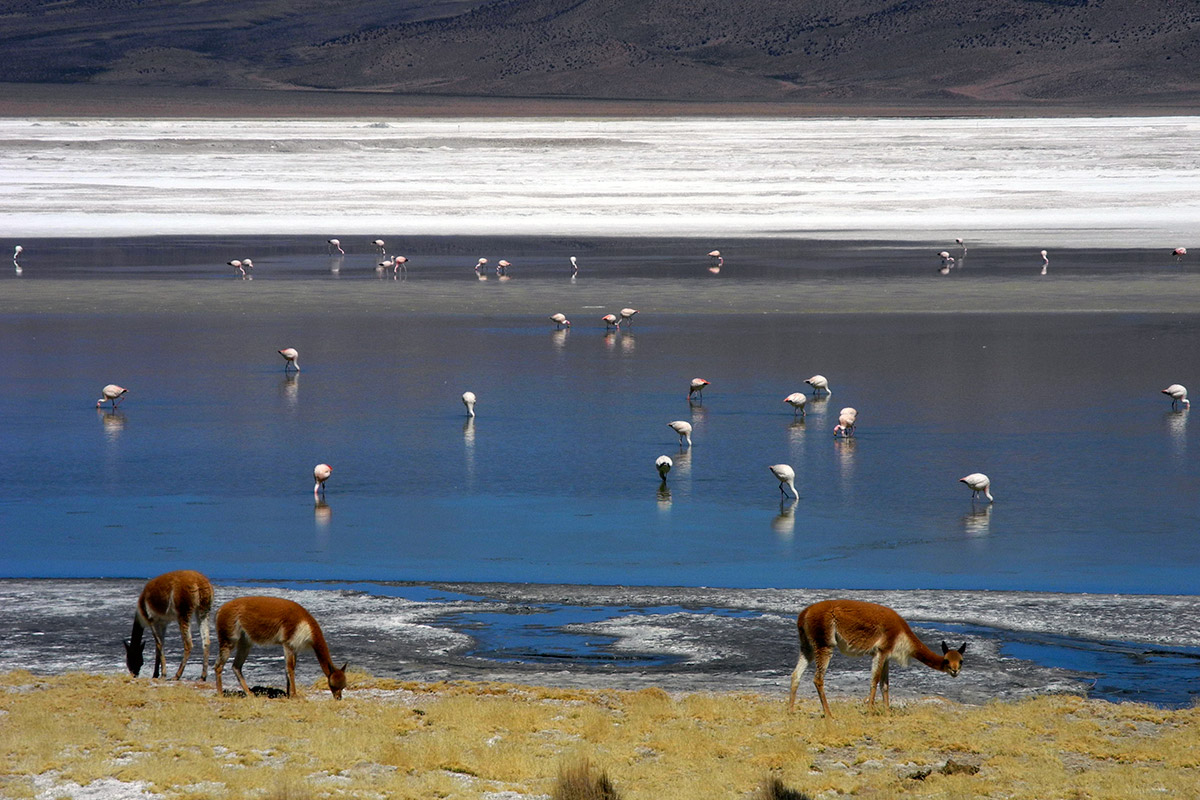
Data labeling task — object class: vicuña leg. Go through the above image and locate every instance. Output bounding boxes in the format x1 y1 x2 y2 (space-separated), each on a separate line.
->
231 636 254 696
812 647 835 718
198 614 211 682
150 620 168 679
284 645 301 698
174 619 193 680
788 635 815 711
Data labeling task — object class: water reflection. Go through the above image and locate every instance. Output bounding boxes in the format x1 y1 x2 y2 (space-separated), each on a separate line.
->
619 332 635 353
669 448 691 479
280 372 299 411
962 504 992 537
772 497 797 537
656 485 672 509
314 499 332 526
834 437 856 482
329 255 343 275
786 419 806 454
463 418 476 486
550 329 568 351
97 409 126 442
1165 409 1187 464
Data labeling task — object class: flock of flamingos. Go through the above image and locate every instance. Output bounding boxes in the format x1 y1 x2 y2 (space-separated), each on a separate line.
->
15 235 1191 715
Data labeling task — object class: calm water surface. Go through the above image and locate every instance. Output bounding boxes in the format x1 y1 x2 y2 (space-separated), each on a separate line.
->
3 239 1197 594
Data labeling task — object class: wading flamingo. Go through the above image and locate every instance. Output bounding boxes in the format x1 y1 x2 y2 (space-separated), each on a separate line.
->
278 348 299 372
373 239 386 254
327 238 344 255
656 455 673 482
805 375 831 396
313 464 332 497
956 237 966 257
959 472 993 502
668 420 693 447
124 570 213 681
784 392 807 417
769 464 799 499
788 599 966 718
392 255 408 276
708 250 723 268
688 378 710 402
833 407 857 438
618 308 638 326
227 259 248 277
1174 247 1187 262
496 260 510 277
13 244 22 263
462 391 477 417
550 313 571 329
97 384 128 408
1040 249 1049 275
570 256 579 276
602 313 620 330
1162 384 1189 408
938 251 954 269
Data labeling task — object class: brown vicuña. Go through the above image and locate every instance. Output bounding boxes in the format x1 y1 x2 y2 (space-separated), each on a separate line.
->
124 570 214 681
214 596 346 699
788 599 966 718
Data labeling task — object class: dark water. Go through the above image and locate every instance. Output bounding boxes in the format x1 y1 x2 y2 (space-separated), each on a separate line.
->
2 236 1198 706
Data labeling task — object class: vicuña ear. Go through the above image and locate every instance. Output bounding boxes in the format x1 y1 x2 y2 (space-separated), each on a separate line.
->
941 640 950 654
340 662 349 672
958 641 968 655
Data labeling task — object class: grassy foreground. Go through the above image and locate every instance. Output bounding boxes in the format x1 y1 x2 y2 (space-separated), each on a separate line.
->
1 670 1196 799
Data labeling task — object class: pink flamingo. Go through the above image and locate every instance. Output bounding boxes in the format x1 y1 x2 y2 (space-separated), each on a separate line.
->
373 239 386 254
784 392 807 416
550 313 571 329
708 250 724 268
327 239 344 255
602 313 619 330
1174 247 1187 262
688 378 710 402
97 384 128 408
1040 249 1049 275
313 464 332 497
393 256 408 276
278 348 299 372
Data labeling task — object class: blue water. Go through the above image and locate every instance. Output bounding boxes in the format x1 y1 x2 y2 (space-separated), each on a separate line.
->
1 239 1198 597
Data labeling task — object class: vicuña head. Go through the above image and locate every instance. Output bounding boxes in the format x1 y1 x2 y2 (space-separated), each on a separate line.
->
788 598 966 718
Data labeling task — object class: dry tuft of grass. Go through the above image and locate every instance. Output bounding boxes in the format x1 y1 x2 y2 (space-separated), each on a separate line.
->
553 759 622 800
1 670 1197 799
756 776 813 800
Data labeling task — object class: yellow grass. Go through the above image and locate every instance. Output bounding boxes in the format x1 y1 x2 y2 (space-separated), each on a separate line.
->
1 670 1197 799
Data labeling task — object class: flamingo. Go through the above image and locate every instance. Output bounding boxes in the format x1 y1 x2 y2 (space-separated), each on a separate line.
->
656 455 673 482
327 238 344 255
462 391 477 417
959 473 993 503
784 392 807 416
373 239 386 254
227 259 247 277
956 237 966 257
769 464 799 499
570 256 579 276
377 259 392 274
97 384 128 408
708 250 724 268
496 260 511 277
313 464 332 497
278 348 299 372
938 251 954 269
668 420 693 447
1174 247 1187 262
550 313 571 329
241 258 254 274
1161 384 1189 408
12 245 21 263
833 407 857 438
805 375 831 396
602 313 620 330
1040 249 1049 275
619 308 638 327
688 378 710 402
391 255 408 276
474 258 488 273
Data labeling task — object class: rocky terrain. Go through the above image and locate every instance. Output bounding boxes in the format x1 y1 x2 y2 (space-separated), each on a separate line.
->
0 0 1197 108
